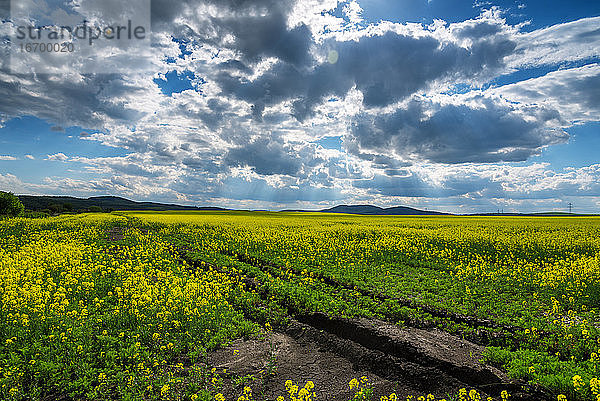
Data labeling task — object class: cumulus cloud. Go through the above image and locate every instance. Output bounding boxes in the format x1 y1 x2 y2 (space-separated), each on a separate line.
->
347 93 568 164
0 173 26 193
494 64 600 123
46 153 69 161
217 11 518 121
507 16 600 69
352 162 600 202
0 1 599 210
223 137 326 176
0 155 18 160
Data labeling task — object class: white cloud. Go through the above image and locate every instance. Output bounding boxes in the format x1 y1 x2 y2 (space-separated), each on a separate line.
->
493 64 600 123
24 155 35 160
46 153 69 161
0 155 18 160
0 173 25 192
508 16 600 69
0 2 599 211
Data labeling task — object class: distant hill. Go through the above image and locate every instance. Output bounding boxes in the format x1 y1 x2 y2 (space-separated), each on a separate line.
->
319 204 449 215
18 195 227 213
280 204 449 215
19 196 591 216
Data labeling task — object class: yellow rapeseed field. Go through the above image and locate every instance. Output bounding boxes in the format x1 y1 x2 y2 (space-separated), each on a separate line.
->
2 211 600 400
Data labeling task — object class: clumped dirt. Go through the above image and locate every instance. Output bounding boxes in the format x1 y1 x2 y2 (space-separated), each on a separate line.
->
210 329 415 401
209 315 548 401
297 313 505 386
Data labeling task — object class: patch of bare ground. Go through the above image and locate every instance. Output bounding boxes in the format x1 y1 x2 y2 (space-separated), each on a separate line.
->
209 330 399 401
209 314 550 401
157 241 553 401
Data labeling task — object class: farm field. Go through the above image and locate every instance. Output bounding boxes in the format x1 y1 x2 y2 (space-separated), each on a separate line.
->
1 212 600 401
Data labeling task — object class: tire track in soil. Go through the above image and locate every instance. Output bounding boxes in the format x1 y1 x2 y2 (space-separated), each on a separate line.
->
178 251 551 401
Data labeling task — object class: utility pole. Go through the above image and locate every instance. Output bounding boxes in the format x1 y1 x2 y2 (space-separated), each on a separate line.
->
568 202 573 214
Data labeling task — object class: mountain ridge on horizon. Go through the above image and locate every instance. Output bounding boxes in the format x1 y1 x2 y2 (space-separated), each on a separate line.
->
285 204 449 215
17 194 226 212
15 194 593 216
16 194 447 215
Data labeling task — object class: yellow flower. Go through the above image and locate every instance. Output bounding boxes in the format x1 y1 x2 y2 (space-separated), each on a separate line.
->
591 378 600 398
469 389 481 401
160 384 169 397
349 378 359 390
573 375 584 391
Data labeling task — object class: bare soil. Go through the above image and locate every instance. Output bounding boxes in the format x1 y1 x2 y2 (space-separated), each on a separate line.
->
209 314 547 401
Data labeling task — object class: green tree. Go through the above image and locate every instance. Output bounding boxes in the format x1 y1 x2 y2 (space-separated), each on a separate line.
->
0 191 25 217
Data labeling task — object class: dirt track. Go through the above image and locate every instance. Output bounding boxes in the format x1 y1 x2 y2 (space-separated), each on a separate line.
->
210 314 548 401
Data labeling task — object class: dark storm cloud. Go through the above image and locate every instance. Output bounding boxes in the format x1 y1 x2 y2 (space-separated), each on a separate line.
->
174 98 240 131
216 11 313 67
217 24 517 120
181 156 222 174
347 96 568 164
151 0 296 26
151 0 311 68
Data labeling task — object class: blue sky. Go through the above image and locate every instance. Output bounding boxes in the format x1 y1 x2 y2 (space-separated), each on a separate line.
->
0 0 599 213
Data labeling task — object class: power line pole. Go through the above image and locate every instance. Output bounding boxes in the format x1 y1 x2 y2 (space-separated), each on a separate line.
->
568 202 573 214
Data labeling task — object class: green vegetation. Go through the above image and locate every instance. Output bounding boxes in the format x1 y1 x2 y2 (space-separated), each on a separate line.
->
1 211 599 400
0 191 24 217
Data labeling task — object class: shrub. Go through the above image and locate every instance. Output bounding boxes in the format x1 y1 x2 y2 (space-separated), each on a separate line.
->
0 191 24 217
